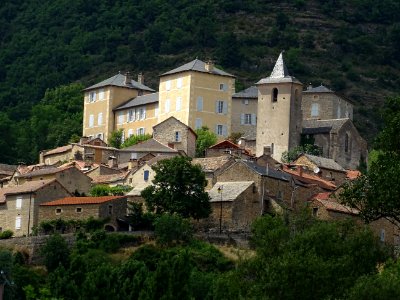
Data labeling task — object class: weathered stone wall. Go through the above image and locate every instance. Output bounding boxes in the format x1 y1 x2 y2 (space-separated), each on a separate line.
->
56 167 92 195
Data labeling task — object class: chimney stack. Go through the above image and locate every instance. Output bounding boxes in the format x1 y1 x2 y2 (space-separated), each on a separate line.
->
307 83 313 90
108 156 118 168
138 73 144 85
205 60 214 72
124 71 132 85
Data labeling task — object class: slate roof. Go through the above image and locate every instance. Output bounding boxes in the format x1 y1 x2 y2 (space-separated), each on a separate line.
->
232 86 258 99
240 131 257 141
302 119 349 134
18 165 75 178
303 85 334 93
241 160 292 181
146 154 177 166
302 154 345 171
0 163 17 176
43 145 73 156
121 138 178 153
41 196 126 206
257 52 302 85
114 93 159 111
192 156 233 173
91 171 130 184
161 59 235 78
313 197 359 215
84 73 155 92
0 179 57 203
208 181 254 202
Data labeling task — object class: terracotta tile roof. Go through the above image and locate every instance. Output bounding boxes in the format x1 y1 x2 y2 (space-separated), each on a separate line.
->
346 170 361 180
312 192 332 200
43 145 73 156
0 179 57 203
40 196 126 206
192 156 233 173
314 198 359 215
282 165 336 190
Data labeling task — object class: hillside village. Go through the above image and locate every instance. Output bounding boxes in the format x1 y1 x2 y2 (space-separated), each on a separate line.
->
0 52 395 246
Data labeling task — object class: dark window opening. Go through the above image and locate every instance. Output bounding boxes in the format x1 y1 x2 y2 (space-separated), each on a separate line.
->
272 88 278 102
345 134 349 153
312 207 318 216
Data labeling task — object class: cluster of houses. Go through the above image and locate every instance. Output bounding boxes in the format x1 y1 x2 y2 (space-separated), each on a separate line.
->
0 53 396 246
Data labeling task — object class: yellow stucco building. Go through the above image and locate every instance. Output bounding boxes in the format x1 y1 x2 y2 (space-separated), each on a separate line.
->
82 59 235 144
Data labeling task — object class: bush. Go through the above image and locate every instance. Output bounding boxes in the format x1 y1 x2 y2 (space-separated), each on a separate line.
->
0 230 13 239
40 233 70 272
154 214 193 246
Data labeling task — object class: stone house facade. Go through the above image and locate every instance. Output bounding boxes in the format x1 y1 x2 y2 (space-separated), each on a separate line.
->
15 166 92 195
231 86 258 137
39 196 128 231
152 116 197 157
0 179 71 237
205 140 253 158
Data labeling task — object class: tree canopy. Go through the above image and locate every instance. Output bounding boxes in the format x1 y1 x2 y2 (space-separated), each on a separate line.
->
141 156 211 219
195 126 217 157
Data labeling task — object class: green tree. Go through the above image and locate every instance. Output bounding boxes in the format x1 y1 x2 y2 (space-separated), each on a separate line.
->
141 156 211 219
154 214 193 247
121 133 152 148
40 233 70 272
340 96 400 227
90 185 131 196
281 144 322 163
108 129 124 149
195 126 217 157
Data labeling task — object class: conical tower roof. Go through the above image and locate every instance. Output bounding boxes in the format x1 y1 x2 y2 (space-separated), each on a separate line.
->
256 51 302 85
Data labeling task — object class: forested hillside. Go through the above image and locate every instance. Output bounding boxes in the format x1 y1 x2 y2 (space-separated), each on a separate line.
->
1 0 400 163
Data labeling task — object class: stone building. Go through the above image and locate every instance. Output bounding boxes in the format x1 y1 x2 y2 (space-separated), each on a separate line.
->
302 119 367 169
205 140 253 158
231 86 258 136
14 165 92 195
256 52 303 160
152 116 197 157
39 196 127 231
0 179 71 236
302 84 354 120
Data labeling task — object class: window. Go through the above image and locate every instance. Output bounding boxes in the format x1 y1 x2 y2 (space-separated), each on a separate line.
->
16 196 22 209
76 207 82 213
311 103 319 117
144 170 150 181
272 88 278 102
216 100 227 114
271 143 274 154
216 124 227 136
89 114 94 127
276 191 283 200
137 127 145 135
15 216 21 230
118 112 124 124
345 133 349 153
219 83 227 91
243 99 249 105
98 89 105 100
380 229 386 242
166 80 171 91
165 99 170 113
176 97 182 111
197 96 203 111
55 208 62 215
89 91 96 103
337 105 341 118
139 107 146 120
312 207 318 217
177 78 183 89
175 131 181 142
128 109 135 122
195 118 202 129
108 205 113 215
97 113 103 125
128 129 133 137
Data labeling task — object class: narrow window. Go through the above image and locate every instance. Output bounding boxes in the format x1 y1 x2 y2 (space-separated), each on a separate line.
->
195 118 202 129
272 88 278 102
89 114 94 127
15 216 21 230
380 229 385 242
144 170 150 181
166 80 171 91
216 124 223 135
311 103 319 117
216 101 226 114
128 109 135 122
118 112 124 124
108 205 113 215
244 114 252 125
16 196 22 209
89 91 96 102
175 131 181 142
345 133 349 153
176 97 182 111
197 97 203 111
177 78 183 89
165 99 170 113
97 113 103 125
312 207 318 217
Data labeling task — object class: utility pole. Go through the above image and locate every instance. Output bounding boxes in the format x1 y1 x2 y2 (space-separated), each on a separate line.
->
218 185 223 234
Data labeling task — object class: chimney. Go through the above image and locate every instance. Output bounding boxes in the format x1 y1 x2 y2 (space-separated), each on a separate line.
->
108 156 118 168
205 60 214 72
138 72 144 85
307 83 313 90
80 136 89 145
124 71 132 85
128 159 138 170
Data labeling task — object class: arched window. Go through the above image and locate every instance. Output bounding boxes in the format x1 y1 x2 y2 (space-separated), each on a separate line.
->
272 88 278 102
345 133 349 153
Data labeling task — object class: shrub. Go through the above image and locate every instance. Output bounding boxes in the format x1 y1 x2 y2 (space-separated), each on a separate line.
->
0 230 13 239
154 214 193 246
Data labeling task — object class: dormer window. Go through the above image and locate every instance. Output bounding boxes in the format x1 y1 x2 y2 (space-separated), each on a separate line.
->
272 88 278 102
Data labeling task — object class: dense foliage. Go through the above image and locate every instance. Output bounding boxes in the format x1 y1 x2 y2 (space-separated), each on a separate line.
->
1 0 400 163
195 126 218 157
340 96 400 227
141 156 211 219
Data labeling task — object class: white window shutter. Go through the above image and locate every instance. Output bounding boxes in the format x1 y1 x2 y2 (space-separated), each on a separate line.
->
143 107 146 119
240 113 245 125
251 114 256 125
223 101 228 114
215 124 219 134
223 125 227 137
215 101 219 113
